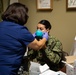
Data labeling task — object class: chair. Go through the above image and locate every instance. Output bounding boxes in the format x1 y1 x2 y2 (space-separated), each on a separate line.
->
59 51 69 73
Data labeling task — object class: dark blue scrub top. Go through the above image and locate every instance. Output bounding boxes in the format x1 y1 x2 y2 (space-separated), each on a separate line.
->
0 21 35 75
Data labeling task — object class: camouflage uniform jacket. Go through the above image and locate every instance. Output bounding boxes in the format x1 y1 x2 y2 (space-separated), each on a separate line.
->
27 35 66 71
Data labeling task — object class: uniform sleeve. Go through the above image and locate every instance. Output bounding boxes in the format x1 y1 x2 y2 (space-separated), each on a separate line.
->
18 27 35 46
44 37 63 64
27 48 38 61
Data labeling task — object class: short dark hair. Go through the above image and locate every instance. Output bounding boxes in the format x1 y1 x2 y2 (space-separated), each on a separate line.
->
1 2 29 25
38 20 52 30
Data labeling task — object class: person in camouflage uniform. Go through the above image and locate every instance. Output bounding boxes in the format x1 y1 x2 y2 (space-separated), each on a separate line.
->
22 20 66 75
28 35 65 71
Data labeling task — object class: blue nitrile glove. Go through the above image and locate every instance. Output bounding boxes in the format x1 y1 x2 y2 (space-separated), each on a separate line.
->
33 32 36 37
43 32 48 40
33 30 43 38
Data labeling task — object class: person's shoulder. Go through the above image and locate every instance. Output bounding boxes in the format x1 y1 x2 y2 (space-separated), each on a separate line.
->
49 35 56 39
49 35 62 43
49 35 58 41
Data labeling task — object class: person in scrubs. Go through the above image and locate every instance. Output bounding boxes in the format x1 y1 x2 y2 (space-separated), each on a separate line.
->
0 3 48 75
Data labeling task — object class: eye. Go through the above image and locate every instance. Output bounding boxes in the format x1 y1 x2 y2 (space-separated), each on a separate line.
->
40 28 43 31
37 27 43 31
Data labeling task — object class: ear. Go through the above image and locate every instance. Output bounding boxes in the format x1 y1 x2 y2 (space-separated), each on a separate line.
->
46 29 50 33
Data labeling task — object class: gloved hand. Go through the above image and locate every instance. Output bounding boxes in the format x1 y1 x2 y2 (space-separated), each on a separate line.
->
33 32 36 37
43 32 48 40
33 30 43 38
33 31 48 40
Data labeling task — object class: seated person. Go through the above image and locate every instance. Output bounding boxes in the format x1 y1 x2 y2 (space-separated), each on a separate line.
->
22 20 66 75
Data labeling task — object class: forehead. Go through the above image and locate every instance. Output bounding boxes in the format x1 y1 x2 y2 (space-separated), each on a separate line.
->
37 24 45 28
